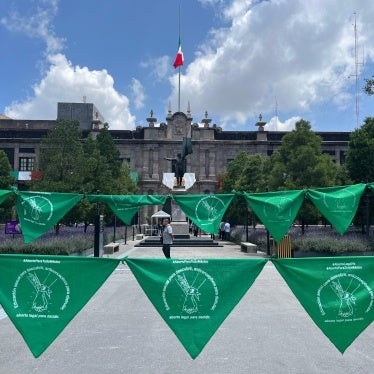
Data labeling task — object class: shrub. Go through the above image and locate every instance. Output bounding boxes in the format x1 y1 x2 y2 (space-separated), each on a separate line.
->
293 237 370 254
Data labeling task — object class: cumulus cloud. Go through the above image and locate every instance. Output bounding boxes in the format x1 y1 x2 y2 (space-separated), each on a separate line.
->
141 56 170 81
2 0 135 130
1 0 63 55
5 54 135 129
266 116 301 132
131 78 146 110
170 0 374 129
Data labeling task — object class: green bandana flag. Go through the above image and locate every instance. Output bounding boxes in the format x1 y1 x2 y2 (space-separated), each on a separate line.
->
0 254 119 357
172 194 235 234
15 191 83 243
273 257 374 353
87 194 166 225
307 184 366 235
124 258 267 358
243 190 304 243
0 189 13 204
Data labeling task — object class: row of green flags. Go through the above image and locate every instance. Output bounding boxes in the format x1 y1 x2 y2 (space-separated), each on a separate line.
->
0 254 373 358
1 182 373 243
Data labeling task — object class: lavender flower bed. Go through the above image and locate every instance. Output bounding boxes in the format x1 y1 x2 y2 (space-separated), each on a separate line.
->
231 225 374 255
0 224 132 255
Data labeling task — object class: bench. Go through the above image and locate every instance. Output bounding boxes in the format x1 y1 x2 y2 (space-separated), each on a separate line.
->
241 242 258 253
136 234 144 240
103 242 120 255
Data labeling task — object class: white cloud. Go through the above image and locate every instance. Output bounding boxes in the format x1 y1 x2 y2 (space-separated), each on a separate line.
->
170 0 374 129
266 116 301 131
5 54 135 130
1 0 136 130
141 55 170 81
131 78 146 110
1 0 63 55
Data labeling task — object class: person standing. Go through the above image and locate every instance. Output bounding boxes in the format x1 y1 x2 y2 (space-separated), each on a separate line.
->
161 218 173 258
219 220 225 240
224 221 231 241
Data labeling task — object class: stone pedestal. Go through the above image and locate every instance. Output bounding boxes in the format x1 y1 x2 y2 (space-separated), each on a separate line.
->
171 199 186 221
171 221 189 236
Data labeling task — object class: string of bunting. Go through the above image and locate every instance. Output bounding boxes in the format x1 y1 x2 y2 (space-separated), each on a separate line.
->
0 255 372 358
0 182 371 243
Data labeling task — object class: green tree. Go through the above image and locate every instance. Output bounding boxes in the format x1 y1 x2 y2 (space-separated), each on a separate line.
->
345 117 374 231
268 119 337 190
221 152 267 193
114 161 138 195
267 119 338 227
96 123 121 178
0 150 14 189
0 150 15 222
364 76 374 96
31 120 138 228
221 152 268 225
34 120 85 192
81 134 114 194
345 117 374 183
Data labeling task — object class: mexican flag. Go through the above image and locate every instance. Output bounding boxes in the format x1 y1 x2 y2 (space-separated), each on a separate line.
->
173 38 184 68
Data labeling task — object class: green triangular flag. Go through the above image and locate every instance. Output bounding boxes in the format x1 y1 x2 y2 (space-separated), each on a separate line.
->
273 257 374 353
307 184 366 235
172 194 235 234
0 254 119 357
0 189 13 204
87 194 166 225
15 191 83 242
243 190 305 242
124 258 267 358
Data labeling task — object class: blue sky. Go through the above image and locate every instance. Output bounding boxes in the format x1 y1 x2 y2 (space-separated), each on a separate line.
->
0 0 373 132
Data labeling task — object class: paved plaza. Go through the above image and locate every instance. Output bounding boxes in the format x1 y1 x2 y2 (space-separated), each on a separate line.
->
0 239 373 373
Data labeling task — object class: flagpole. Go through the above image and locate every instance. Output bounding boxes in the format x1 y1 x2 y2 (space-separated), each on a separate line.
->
178 68 181 112
178 0 181 112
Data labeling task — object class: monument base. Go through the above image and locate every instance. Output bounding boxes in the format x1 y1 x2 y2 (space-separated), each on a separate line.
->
162 172 196 190
171 221 190 236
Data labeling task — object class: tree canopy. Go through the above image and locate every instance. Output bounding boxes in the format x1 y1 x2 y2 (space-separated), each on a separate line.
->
32 120 138 226
345 117 374 183
364 76 374 96
36 120 85 192
267 119 337 190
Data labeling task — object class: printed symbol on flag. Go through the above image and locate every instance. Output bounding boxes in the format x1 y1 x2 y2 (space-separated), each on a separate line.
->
12 267 70 317
263 197 292 222
195 196 225 222
323 190 356 213
162 267 219 316
176 273 205 314
317 273 373 320
22 196 54 223
27 271 56 312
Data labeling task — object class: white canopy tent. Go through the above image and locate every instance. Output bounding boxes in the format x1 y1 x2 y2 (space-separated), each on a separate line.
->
149 210 170 236
151 210 170 219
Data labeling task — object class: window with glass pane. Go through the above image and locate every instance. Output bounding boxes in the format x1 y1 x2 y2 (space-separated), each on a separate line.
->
19 157 34 171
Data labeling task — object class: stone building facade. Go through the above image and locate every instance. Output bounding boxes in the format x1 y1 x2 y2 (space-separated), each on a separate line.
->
0 102 350 197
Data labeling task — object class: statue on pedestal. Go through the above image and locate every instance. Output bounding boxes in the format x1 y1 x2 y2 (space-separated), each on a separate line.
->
165 137 193 187
165 153 185 187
